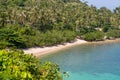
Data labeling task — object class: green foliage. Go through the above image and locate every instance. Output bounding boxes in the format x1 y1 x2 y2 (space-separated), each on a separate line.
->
0 28 26 49
0 0 119 31
0 50 62 80
83 31 104 41
0 0 120 48
102 23 113 32
25 30 76 47
0 41 12 49
106 30 120 39
78 27 96 35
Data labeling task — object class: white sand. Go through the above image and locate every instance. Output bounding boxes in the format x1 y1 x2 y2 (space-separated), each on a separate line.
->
23 39 87 57
23 38 120 57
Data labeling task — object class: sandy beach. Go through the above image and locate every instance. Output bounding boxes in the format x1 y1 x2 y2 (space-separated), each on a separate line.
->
23 39 87 57
23 38 120 57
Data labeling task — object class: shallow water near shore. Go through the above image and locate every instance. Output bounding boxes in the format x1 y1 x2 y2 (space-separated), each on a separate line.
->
41 41 120 80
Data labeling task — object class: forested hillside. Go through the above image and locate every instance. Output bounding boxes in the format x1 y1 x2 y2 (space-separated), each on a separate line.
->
0 0 120 48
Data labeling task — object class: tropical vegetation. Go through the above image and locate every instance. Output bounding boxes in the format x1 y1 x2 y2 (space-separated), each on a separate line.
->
0 0 120 48
0 50 62 80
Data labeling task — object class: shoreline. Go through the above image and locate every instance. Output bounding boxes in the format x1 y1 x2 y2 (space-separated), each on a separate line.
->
23 38 120 57
23 39 87 57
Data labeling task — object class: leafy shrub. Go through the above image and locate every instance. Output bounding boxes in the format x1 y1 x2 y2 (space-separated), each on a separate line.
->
102 23 113 32
0 41 13 49
78 27 96 35
0 28 26 49
37 30 76 46
0 26 77 48
83 31 104 41
106 30 120 39
0 50 62 80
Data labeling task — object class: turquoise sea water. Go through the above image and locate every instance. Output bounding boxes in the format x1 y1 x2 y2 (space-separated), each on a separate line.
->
41 41 120 80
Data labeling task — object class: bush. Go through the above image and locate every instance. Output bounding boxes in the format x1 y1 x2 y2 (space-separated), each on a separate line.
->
0 28 26 49
78 27 96 35
0 50 62 80
106 30 120 39
83 31 104 41
0 25 77 48
102 25 112 32
38 30 76 46
0 41 13 49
